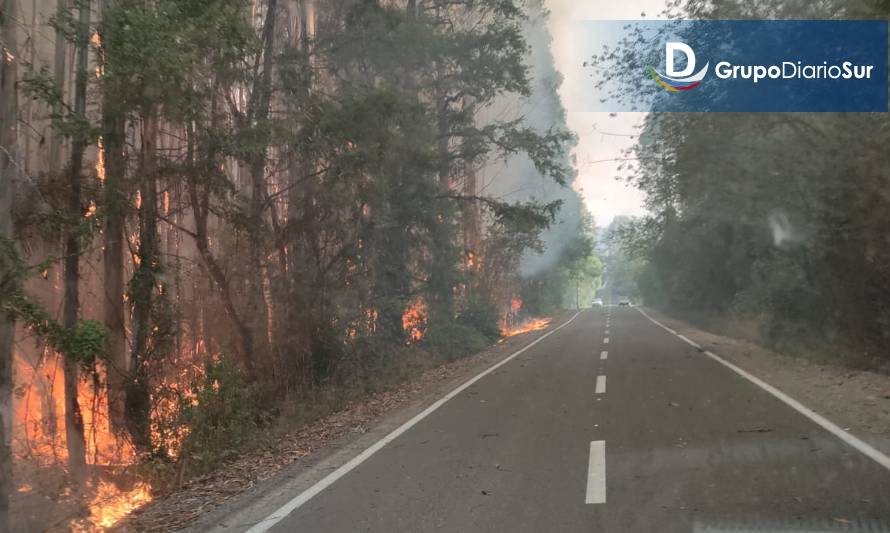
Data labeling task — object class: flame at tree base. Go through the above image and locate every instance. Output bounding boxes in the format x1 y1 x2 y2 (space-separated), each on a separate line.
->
72 480 153 531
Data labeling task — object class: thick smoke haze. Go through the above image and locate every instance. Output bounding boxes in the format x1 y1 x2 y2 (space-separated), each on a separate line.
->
543 0 667 226
478 0 584 277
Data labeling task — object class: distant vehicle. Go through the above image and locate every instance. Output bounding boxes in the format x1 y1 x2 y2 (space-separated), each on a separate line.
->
591 298 604 307
619 299 631 307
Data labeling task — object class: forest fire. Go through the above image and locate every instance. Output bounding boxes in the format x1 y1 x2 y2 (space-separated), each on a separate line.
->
74 480 152 531
501 318 552 337
402 298 428 342
500 297 551 337
12 352 154 530
1 0 600 531
13 353 133 466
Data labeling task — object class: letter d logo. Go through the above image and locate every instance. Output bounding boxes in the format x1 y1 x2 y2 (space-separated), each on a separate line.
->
666 42 696 77
650 42 709 92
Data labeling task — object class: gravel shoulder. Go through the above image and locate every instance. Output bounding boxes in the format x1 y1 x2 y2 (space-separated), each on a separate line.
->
644 307 890 457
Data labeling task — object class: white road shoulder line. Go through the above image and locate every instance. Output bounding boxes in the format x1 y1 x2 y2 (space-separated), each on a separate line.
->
600 350 608 360
244 312 584 533
595 375 607 394
636 307 890 473
585 441 606 504
676 334 701 349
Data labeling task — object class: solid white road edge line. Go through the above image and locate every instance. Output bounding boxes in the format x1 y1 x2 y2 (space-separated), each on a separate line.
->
595 375 607 394
636 307 890 473
600 350 608 360
586 441 607 504
676 334 701 349
244 311 584 533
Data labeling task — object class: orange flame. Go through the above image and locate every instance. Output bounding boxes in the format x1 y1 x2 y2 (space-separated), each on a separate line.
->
402 298 428 343
13 353 135 467
501 318 552 337
96 136 106 182
13 351 155 530
72 481 152 532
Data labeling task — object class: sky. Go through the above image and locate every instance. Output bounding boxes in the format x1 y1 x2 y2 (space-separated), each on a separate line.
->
544 0 670 226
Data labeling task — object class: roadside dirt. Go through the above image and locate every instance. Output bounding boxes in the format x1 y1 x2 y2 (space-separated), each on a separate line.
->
115 314 571 532
645 308 890 456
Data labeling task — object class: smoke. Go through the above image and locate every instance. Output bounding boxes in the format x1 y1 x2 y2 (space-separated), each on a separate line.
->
478 0 584 278
768 210 804 247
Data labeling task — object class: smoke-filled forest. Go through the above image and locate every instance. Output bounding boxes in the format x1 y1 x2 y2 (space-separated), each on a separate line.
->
0 0 599 529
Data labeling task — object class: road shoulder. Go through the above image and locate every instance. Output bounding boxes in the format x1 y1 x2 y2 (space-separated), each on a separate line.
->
642 307 890 458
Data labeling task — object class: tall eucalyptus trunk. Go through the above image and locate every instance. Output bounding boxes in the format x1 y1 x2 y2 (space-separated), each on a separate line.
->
62 0 92 484
0 0 19 525
128 109 159 452
244 0 278 380
99 0 129 436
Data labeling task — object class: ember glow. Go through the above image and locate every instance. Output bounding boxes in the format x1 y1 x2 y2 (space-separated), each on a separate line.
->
13 353 133 466
13 352 154 530
72 481 152 532
402 298 428 343
501 318 552 337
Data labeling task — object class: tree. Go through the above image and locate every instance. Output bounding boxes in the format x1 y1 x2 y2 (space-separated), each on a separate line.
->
99 0 130 436
61 0 92 482
0 0 18 525
595 0 890 362
2 0 586 525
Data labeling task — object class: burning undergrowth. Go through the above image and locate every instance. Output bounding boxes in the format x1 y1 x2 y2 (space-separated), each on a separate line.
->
500 297 552 338
10 336 214 531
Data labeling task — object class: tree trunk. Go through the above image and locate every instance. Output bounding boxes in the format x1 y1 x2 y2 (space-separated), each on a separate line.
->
49 0 69 175
102 87 128 435
429 93 457 324
99 0 129 437
187 171 254 376
62 0 92 484
0 0 19 526
128 109 159 452
277 0 315 390
245 0 278 378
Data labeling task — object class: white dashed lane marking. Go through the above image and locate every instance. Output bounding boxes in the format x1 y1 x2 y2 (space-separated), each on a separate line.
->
595 375 606 394
586 441 607 504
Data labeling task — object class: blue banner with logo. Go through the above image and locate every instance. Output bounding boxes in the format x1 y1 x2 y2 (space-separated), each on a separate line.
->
572 20 888 112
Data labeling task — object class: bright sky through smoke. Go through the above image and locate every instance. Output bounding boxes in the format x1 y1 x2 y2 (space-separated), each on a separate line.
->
545 0 669 225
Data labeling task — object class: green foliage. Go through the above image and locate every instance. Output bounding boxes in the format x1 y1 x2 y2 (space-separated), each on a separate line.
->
20 68 97 143
1 238 106 370
166 359 262 477
423 320 492 360
521 212 603 313
57 320 107 368
457 296 502 342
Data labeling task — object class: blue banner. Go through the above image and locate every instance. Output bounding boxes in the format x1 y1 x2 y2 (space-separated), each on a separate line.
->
572 20 888 112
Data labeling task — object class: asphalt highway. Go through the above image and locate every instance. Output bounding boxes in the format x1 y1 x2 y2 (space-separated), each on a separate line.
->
239 307 890 533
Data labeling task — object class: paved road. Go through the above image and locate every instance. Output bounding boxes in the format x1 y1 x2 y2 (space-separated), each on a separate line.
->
246 307 890 532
